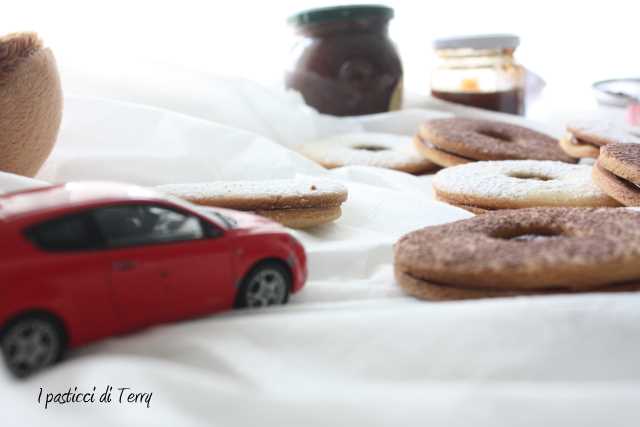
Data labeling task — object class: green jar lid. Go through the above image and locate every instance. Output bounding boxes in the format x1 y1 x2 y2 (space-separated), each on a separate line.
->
287 4 394 27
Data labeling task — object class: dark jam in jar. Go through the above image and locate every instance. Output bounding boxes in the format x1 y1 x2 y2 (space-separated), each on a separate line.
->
286 5 403 116
430 88 524 115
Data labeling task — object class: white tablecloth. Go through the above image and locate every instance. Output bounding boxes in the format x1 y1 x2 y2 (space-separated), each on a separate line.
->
2 69 640 427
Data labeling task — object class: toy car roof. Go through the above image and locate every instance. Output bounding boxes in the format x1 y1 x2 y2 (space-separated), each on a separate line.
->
0 182 166 221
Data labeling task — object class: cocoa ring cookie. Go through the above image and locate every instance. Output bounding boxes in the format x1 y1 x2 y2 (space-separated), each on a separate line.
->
298 133 438 174
592 143 640 206
558 120 640 159
432 160 620 211
394 208 640 301
157 179 348 229
414 118 576 167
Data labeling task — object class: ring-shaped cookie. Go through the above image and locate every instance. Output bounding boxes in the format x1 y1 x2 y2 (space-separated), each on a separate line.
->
432 160 620 209
418 118 576 164
156 179 348 229
394 208 640 300
567 120 640 147
558 133 600 159
299 133 438 174
592 162 640 207
598 143 640 184
413 136 471 167
592 143 640 207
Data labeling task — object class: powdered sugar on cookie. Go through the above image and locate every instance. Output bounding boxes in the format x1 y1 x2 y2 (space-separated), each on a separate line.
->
298 133 436 174
156 178 348 210
433 160 620 208
568 120 640 144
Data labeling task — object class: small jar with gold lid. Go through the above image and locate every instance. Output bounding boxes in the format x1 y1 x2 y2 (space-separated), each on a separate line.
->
430 34 526 115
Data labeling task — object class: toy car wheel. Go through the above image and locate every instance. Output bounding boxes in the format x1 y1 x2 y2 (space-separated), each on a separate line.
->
236 262 291 308
1 314 65 378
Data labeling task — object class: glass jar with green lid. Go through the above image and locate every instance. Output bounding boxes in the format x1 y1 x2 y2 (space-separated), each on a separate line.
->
286 4 403 116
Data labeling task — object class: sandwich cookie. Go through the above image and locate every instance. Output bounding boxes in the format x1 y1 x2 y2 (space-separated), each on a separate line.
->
414 118 576 167
157 179 348 229
394 208 640 300
558 120 640 159
592 143 640 206
298 133 438 174
432 160 620 213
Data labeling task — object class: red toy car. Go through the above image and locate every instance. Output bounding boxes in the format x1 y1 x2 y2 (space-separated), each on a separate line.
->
0 182 307 377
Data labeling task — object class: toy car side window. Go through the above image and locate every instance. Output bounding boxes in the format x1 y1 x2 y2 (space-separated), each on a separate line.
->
26 213 103 252
93 204 205 248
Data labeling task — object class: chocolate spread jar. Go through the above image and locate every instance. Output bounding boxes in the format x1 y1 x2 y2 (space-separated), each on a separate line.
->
430 34 525 115
286 5 403 116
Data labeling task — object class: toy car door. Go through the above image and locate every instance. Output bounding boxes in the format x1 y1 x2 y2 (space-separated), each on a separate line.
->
92 203 232 330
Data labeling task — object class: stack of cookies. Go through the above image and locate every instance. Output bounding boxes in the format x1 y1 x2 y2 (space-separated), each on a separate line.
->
558 120 640 160
394 115 640 302
408 117 639 214
592 143 640 206
432 160 620 214
413 117 575 167
157 179 348 229
394 208 640 301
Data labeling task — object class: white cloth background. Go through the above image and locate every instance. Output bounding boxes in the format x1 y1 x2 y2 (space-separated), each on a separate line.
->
1 69 640 427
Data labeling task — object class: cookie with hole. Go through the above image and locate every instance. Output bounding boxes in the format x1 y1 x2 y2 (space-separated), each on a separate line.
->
558 120 640 160
394 207 640 300
156 178 348 229
432 160 620 210
592 143 640 207
412 136 471 167
558 133 600 159
298 132 438 174
415 118 576 167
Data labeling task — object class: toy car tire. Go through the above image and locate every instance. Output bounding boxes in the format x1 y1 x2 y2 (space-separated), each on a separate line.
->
1 313 66 378
235 261 291 308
